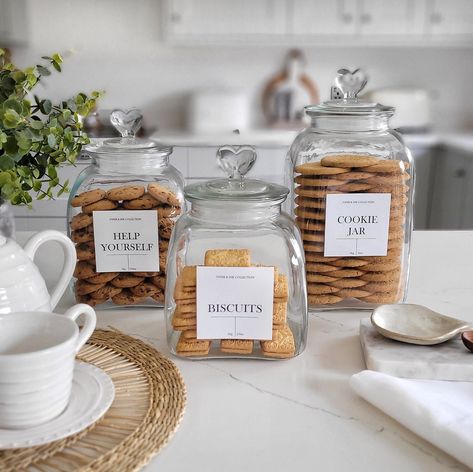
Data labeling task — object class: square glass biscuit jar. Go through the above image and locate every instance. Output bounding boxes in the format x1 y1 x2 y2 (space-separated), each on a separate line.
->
165 145 308 359
287 69 414 310
67 109 185 308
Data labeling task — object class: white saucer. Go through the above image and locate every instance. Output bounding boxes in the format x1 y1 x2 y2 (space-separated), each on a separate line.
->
0 361 115 449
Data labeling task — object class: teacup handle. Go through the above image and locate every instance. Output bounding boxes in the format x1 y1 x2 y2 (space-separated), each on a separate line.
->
63 304 97 353
23 230 76 310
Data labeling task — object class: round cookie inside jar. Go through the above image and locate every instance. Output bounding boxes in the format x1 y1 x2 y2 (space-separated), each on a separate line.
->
67 109 185 308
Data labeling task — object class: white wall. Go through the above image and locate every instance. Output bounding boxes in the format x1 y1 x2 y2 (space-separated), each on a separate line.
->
8 0 473 132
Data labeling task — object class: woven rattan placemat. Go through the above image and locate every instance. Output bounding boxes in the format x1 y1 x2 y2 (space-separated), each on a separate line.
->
0 329 187 472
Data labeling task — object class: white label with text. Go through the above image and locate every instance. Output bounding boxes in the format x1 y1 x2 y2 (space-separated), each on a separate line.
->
196 266 274 340
324 193 392 257
93 210 159 272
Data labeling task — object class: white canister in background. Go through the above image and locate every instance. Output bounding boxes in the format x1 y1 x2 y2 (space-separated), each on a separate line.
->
365 88 432 132
188 89 250 133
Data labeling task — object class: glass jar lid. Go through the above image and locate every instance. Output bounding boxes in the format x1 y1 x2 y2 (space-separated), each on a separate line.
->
305 68 394 117
185 145 289 203
85 109 172 156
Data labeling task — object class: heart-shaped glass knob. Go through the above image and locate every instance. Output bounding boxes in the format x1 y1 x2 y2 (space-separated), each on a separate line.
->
217 145 257 180
335 68 368 99
110 109 142 138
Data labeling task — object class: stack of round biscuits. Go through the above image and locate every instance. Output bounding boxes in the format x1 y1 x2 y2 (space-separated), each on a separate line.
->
294 154 410 307
70 182 181 306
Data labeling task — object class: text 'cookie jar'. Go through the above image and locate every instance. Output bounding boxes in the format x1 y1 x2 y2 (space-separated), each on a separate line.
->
165 145 308 359
67 109 185 307
287 68 414 310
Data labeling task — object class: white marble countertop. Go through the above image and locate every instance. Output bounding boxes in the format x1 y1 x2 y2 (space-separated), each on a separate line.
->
20 230 473 472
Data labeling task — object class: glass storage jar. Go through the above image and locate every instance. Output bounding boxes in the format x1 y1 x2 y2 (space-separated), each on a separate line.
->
287 69 414 310
67 109 185 308
165 145 307 359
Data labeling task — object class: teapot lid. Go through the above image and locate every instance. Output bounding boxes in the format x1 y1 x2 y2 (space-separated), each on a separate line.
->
305 68 394 117
85 109 172 156
184 145 289 203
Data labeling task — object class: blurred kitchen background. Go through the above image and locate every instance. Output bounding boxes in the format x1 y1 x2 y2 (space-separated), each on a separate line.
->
2 0 473 230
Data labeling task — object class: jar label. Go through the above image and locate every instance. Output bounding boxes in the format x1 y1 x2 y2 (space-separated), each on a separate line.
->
324 193 392 257
92 210 159 272
196 267 274 340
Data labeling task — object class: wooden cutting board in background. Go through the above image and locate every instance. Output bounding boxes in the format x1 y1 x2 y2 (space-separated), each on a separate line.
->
262 49 319 127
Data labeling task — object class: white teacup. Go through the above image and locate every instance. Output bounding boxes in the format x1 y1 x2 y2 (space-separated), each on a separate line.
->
0 304 96 429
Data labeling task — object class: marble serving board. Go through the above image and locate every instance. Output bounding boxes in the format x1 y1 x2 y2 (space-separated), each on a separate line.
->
360 319 473 381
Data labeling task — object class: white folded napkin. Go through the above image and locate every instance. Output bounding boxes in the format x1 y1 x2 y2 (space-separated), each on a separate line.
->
350 370 473 469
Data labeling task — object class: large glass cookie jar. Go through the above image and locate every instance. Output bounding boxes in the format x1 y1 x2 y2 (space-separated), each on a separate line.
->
287 69 414 310
67 109 185 307
165 145 307 359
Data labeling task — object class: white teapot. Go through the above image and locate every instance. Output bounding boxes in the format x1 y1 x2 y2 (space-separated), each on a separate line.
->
0 230 76 314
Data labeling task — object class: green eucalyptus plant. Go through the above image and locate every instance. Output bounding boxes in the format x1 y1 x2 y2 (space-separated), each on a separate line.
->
0 49 102 205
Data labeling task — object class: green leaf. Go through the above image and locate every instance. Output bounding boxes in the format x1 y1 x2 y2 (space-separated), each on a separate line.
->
3 136 18 154
27 74 37 87
0 77 15 100
0 171 13 185
40 99 52 114
3 109 22 128
36 65 51 76
66 99 77 112
29 118 44 130
11 71 26 83
51 53 63 64
52 62 61 72
47 164 57 179
3 98 23 115
62 109 71 121
0 155 15 170
77 105 89 116
15 131 31 150
47 133 56 148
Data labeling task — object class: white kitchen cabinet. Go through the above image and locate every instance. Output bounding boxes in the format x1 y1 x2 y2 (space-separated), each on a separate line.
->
163 0 473 46
426 0 473 37
0 0 28 46
429 147 473 229
290 0 425 38
164 0 286 42
358 0 425 37
289 0 357 36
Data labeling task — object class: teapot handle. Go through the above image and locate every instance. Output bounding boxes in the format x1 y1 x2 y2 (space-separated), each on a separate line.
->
23 230 76 310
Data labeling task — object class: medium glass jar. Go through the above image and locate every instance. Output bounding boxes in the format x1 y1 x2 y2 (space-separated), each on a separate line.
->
165 145 307 359
67 109 185 307
287 69 414 310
